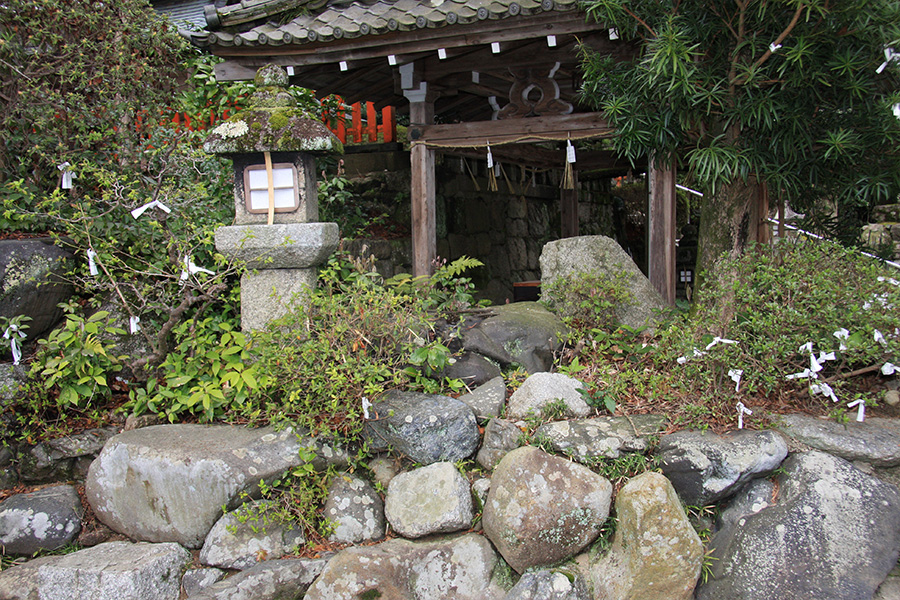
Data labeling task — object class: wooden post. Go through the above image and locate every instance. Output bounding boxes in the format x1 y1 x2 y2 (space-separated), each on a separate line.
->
648 156 676 305
366 102 378 142
757 180 770 244
560 170 579 238
407 87 436 277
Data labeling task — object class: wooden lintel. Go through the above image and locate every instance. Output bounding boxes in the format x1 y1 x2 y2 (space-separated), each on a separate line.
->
411 113 613 146
212 12 603 78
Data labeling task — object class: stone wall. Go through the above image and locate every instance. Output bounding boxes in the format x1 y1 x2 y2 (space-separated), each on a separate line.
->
340 150 619 304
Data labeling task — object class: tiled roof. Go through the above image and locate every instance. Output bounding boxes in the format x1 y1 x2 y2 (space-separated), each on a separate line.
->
189 0 581 47
152 0 208 29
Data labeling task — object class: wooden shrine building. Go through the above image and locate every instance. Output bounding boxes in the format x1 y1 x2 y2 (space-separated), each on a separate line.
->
184 0 680 303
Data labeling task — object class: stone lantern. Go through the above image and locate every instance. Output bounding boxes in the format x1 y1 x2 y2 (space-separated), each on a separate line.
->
205 64 342 331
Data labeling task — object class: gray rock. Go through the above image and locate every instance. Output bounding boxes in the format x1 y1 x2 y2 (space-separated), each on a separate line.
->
199 501 305 570
506 372 591 420
477 418 523 471
876 574 900 600
323 473 385 545
698 451 900 600
461 302 567 373
657 429 788 505
363 390 480 464
0 239 74 340
36 541 191 600
444 352 503 389
0 363 25 402
85 424 344 548
585 471 703 600
0 485 83 555
534 414 667 461
190 558 326 600
214 223 339 269
715 478 775 531
774 414 900 467
540 236 667 330
458 375 507 419
304 533 505 600
17 443 73 484
0 555 60 600
367 455 401 489
472 477 491 514
46 427 117 461
483 446 612 573
385 462 473 538
503 569 590 600
182 568 225 596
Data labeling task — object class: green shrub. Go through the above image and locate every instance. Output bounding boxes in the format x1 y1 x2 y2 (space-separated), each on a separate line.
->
241 254 465 441
30 304 126 407
661 239 900 395
541 270 634 340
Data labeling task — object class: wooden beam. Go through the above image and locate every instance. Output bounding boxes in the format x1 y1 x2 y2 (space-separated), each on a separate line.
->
408 93 437 277
411 112 613 146
212 12 607 77
648 156 676 305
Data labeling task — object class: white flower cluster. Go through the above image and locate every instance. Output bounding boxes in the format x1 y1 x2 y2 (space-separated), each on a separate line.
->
212 120 249 139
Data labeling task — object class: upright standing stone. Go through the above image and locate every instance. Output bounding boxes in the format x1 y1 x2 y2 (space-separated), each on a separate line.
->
205 64 343 331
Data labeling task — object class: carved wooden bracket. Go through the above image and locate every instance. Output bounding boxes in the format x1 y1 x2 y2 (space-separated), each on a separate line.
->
496 66 573 120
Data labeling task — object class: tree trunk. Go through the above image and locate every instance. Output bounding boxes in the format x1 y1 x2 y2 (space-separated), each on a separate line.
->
694 178 761 326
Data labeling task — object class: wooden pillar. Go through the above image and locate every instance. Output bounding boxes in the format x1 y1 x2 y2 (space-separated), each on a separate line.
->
560 171 579 238
757 181 770 244
406 84 436 277
648 156 676 305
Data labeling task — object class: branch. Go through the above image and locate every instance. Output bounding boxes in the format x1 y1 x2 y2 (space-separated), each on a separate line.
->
733 4 806 86
622 6 657 38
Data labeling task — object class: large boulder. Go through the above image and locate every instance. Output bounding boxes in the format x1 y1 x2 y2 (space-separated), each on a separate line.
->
540 236 667 330
0 485 83 555
363 391 480 464
584 471 703 600
657 429 788 505
384 462 473 538
199 501 305 570
506 372 591 421
534 414 667 461
483 446 612 573
774 414 900 467
85 424 344 548
698 450 900 600
189 558 326 600
36 541 190 600
461 303 567 373
323 473 385 545
304 533 505 600
0 239 74 340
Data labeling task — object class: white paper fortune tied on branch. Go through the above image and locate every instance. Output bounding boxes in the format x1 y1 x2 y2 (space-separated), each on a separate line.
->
876 46 899 74
833 328 850 351
882 362 897 376
131 200 172 219
728 368 743 392
874 329 888 347
769 42 782 53
129 316 141 335
57 162 75 189
705 337 738 351
362 396 372 420
87 248 99 276
3 324 26 365
810 381 838 403
736 401 752 429
180 256 215 281
847 398 866 422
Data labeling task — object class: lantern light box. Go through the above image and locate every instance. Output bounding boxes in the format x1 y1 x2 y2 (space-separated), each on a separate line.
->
243 163 299 214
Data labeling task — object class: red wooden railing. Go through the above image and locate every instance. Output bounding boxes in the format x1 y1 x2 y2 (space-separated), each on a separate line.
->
166 101 397 145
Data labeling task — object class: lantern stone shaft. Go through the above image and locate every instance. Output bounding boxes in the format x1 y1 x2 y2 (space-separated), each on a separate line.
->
205 64 343 331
